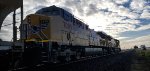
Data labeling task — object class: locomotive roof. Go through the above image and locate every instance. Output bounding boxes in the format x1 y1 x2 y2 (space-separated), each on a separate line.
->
36 5 57 14
35 5 71 15
35 5 116 41
97 31 112 40
35 5 90 29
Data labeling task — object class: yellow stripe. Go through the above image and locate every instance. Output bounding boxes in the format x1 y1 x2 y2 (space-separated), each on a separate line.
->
25 39 50 42
25 39 36 42
38 40 50 42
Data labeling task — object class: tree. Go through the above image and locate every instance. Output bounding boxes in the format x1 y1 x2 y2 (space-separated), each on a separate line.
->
0 39 2 41
140 45 146 50
134 45 138 49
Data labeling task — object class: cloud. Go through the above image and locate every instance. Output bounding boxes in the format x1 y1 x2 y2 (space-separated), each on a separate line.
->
130 0 145 10
0 27 13 41
120 34 150 49
0 0 150 49
140 9 150 19
86 4 99 16
113 0 130 4
133 24 150 31
116 36 129 40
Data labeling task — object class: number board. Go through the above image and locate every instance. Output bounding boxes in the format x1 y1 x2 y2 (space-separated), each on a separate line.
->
40 19 49 29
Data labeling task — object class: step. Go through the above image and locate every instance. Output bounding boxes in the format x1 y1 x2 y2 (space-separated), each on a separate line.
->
41 61 49 63
42 56 48 57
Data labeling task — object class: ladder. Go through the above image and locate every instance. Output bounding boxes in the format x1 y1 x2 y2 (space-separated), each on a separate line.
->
28 24 51 64
39 41 51 64
41 47 49 63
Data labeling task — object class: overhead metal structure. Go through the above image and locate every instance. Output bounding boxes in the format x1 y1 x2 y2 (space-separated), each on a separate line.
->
0 1 24 69
0 0 23 29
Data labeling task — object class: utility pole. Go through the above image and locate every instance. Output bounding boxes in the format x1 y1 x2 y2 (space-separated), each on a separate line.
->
10 1 24 69
13 10 17 42
20 3 23 41
11 10 16 69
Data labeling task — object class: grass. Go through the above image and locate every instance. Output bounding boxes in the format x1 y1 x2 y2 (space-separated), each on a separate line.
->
131 49 150 71
137 49 150 58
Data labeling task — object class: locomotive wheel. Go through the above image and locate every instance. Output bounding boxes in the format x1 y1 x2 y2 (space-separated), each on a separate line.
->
65 53 71 62
10 59 21 69
76 52 81 59
14 60 20 68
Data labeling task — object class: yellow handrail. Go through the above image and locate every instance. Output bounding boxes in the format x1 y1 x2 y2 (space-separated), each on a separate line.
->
38 40 50 42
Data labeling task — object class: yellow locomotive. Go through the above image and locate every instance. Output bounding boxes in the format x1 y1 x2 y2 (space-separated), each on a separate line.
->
20 5 121 65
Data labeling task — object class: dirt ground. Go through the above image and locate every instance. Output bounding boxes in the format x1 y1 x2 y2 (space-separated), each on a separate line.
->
2 49 150 71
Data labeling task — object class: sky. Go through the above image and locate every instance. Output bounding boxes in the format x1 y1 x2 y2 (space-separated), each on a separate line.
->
0 0 150 49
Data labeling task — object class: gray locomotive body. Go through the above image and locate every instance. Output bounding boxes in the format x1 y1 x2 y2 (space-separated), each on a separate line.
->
20 5 121 65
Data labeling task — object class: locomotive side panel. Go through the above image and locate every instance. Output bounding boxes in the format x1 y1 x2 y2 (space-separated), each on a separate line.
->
75 30 88 46
70 19 90 46
49 16 66 45
89 29 102 46
50 16 75 46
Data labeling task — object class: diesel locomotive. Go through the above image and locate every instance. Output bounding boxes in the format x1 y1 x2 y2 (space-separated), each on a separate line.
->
20 5 121 65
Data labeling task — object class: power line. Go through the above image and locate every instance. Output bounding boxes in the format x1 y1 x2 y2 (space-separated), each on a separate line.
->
1 23 12 27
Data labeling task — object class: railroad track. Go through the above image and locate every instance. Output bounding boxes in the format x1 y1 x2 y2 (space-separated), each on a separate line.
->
9 50 133 71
